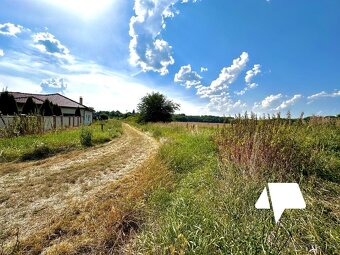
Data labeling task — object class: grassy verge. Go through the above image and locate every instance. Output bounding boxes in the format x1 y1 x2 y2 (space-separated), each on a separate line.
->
0 119 122 162
129 120 339 254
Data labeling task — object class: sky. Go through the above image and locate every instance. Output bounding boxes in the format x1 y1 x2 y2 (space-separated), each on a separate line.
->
0 0 339 116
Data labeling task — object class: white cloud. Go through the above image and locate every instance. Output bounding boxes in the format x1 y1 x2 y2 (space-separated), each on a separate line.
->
200 67 208 72
64 73 153 111
32 32 73 62
181 52 249 114
197 52 249 97
129 0 178 75
235 64 261 96
0 74 41 93
0 23 23 36
40 77 67 94
235 82 258 96
254 93 282 109
129 0 198 75
207 93 246 114
0 49 4 57
275 94 302 110
174 64 202 88
307 90 340 102
245 64 261 83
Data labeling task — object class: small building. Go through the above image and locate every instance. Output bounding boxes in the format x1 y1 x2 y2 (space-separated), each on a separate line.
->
9 92 94 125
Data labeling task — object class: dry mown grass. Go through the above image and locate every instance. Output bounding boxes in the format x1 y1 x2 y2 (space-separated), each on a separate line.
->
0 124 165 255
11 157 169 255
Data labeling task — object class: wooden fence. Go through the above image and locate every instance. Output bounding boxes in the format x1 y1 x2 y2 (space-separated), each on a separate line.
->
0 115 81 133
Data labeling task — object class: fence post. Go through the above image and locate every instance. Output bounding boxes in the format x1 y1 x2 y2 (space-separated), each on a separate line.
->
53 115 56 130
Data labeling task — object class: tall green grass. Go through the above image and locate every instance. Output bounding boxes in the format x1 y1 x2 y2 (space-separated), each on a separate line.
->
0 120 122 162
132 118 339 254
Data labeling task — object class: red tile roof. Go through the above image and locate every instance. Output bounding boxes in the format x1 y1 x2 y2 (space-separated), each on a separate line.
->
9 92 89 109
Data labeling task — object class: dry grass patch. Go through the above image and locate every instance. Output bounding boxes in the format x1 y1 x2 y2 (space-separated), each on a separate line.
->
9 156 170 255
0 124 162 255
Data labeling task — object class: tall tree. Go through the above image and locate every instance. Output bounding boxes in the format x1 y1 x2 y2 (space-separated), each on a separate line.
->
75 107 81 117
0 91 18 115
40 99 53 116
137 92 180 123
52 104 62 116
22 97 37 114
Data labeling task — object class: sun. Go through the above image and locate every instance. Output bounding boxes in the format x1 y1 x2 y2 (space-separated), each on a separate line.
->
46 0 114 19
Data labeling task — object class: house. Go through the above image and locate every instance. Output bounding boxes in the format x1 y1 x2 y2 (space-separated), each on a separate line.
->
9 92 94 125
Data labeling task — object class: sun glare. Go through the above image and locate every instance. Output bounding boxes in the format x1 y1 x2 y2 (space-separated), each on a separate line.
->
47 0 114 19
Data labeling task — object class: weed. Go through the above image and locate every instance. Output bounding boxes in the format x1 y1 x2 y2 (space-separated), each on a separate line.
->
80 126 93 147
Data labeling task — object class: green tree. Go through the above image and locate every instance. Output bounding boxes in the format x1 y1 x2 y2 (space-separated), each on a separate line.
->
75 107 81 117
52 104 62 116
22 97 37 114
137 92 180 123
100 113 109 120
0 91 18 115
40 99 53 116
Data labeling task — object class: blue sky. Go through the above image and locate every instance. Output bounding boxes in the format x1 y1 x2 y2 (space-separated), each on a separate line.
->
0 0 339 116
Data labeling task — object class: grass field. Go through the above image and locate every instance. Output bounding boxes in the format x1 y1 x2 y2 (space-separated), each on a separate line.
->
0 120 122 162
128 117 339 254
0 117 339 254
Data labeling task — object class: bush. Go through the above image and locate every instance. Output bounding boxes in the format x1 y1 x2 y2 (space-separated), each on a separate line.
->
40 99 53 116
22 97 37 114
21 143 51 161
0 91 18 115
52 104 62 116
80 127 93 147
100 114 109 120
75 107 81 117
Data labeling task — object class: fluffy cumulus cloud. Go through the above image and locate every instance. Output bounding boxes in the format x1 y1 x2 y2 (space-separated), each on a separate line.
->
174 64 202 88
307 90 340 102
207 93 246 113
200 67 208 72
129 0 197 75
181 52 248 114
0 23 24 36
32 32 73 62
254 93 282 110
245 64 261 83
197 52 249 98
129 0 176 75
40 77 68 94
236 64 261 96
0 49 4 57
235 82 258 96
275 94 302 110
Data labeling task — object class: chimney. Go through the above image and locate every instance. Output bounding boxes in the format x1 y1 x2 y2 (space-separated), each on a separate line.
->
79 96 83 105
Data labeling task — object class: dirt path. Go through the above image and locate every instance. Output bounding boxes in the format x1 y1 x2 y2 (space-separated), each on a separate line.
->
0 124 158 244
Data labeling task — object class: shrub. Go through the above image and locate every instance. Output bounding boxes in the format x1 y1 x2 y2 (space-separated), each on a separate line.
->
21 143 51 161
100 114 109 120
40 99 53 116
75 107 81 117
52 104 62 116
22 97 37 114
80 127 93 147
0 91 18 115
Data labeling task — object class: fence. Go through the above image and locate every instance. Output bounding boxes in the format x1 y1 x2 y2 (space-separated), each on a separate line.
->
0 115 82 133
